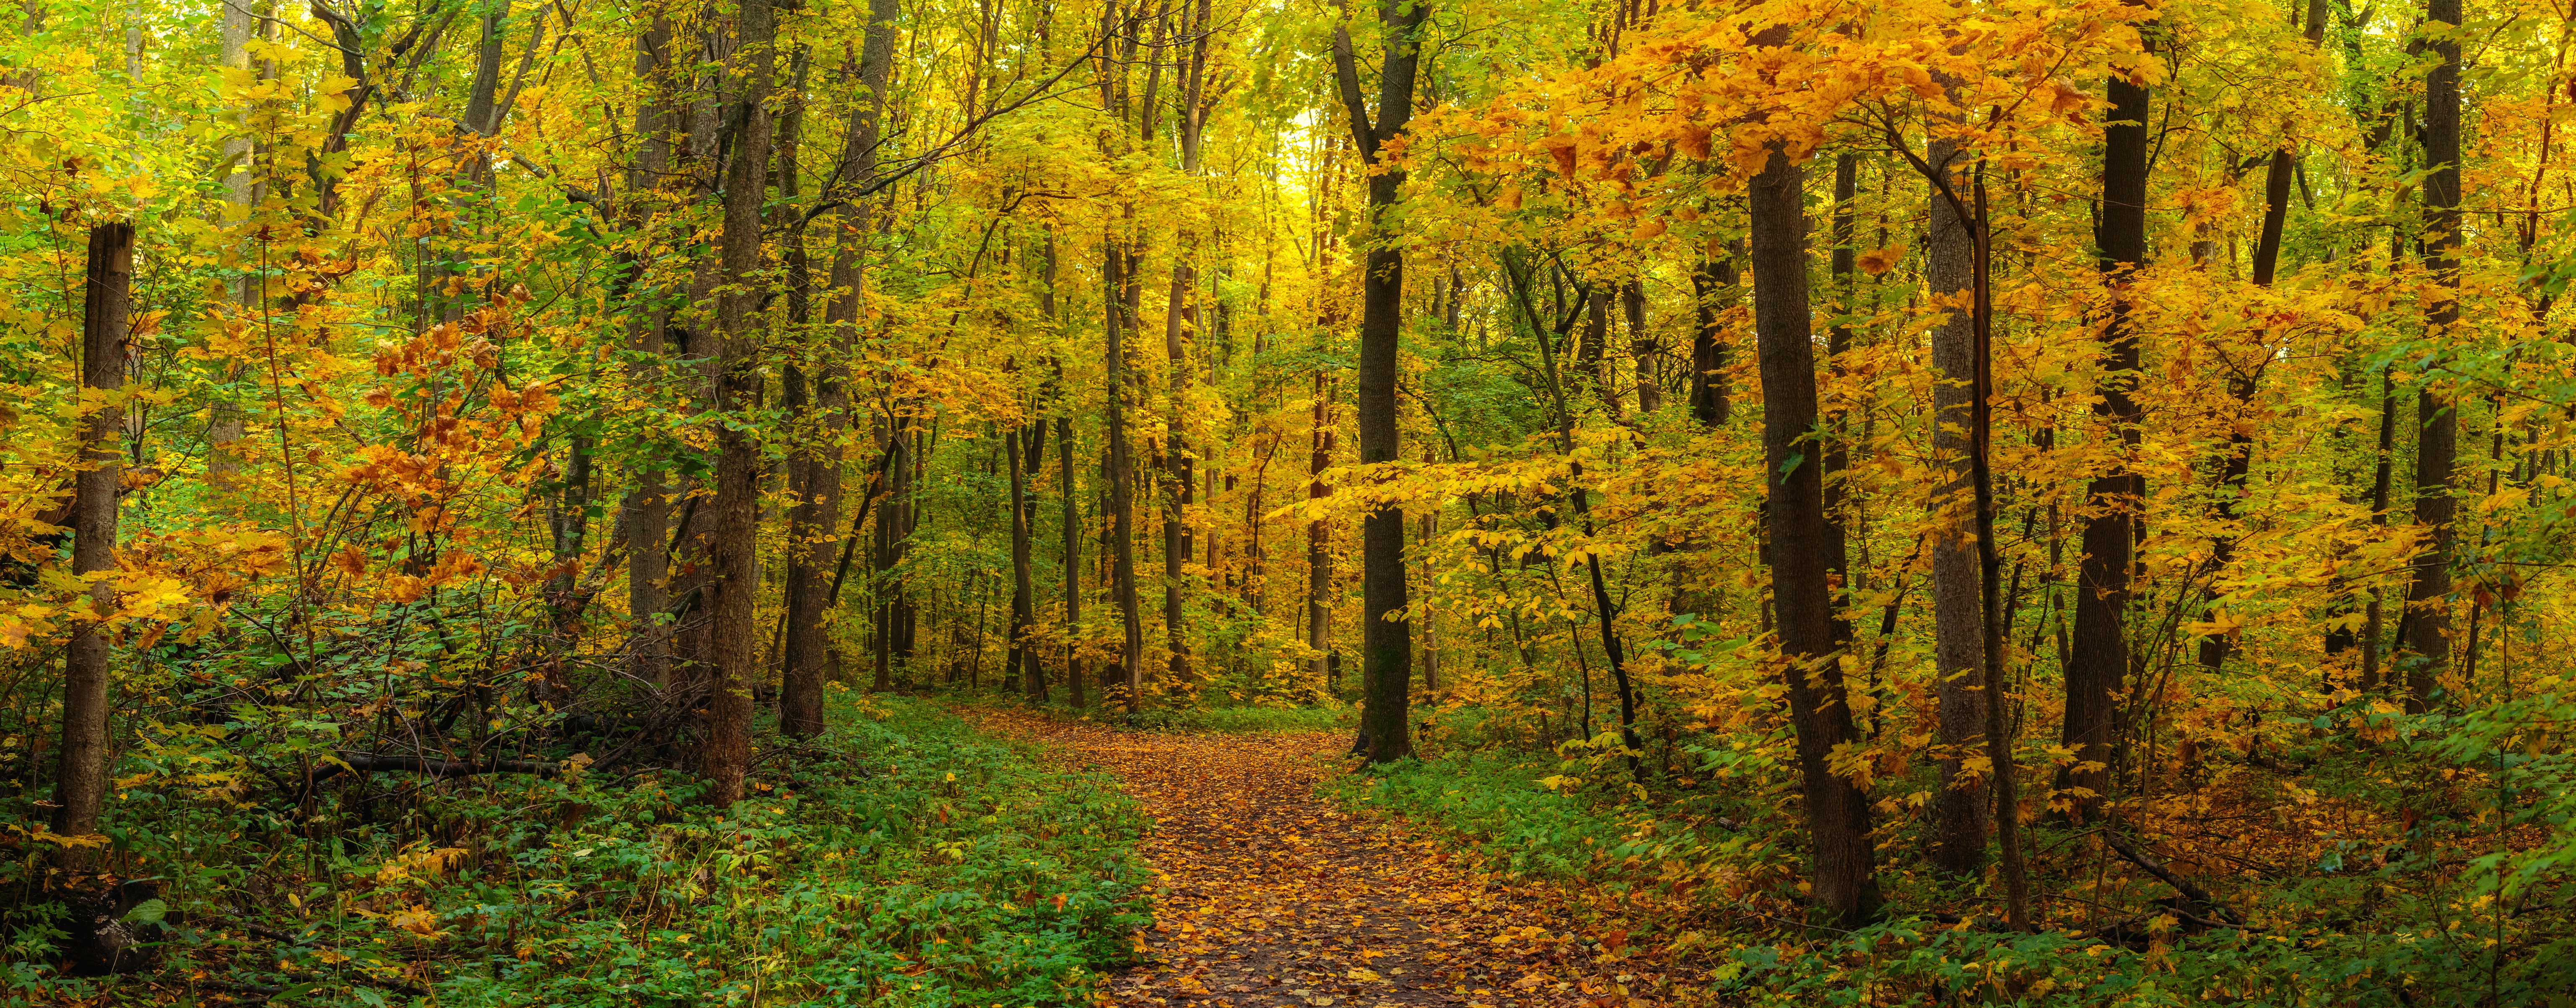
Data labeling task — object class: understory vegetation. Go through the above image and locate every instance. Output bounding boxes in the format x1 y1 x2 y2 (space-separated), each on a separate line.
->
3 697 1152 1005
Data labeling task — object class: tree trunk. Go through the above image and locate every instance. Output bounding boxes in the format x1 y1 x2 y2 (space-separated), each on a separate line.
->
1334 0 1429 764
52 221 132 868
2402 0 2462 713
1106 239 1144 708
1624 281 1659 413
2060 19 2155 823
1306 373 1334 690
208 1 255 483
1008 413 1037 696
1061 406 1084 708
1688 242 1738 426
700 0 776 805
1750 143 1876 926
781 0 895 735
2203 0 2325 675
1923 135 1987 877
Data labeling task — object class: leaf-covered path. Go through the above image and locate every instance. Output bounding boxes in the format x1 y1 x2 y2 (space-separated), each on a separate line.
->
974 712 1675 1008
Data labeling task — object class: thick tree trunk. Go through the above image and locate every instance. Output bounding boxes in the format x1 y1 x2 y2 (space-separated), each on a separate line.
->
52 221 132 868
1923 135 1987 877
622 13 681 688
2401 0 2462 712
700 0 776 805
2061 22 2155 822
1749 147 1877 926
1334 0 1429 764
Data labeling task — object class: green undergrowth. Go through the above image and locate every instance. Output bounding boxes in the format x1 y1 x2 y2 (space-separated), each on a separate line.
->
1326 707 2567 1007
10 692 1151 1007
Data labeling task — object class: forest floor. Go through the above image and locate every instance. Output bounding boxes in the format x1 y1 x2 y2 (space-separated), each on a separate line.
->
971 711 1690 1008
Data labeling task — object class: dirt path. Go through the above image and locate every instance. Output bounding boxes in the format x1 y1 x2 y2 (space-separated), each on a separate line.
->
974 712 1674 1008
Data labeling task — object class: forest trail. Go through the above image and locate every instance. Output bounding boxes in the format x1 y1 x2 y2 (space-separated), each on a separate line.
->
974 712 1676 1008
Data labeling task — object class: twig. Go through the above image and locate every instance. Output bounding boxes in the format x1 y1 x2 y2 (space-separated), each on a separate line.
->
2103 827 2247 925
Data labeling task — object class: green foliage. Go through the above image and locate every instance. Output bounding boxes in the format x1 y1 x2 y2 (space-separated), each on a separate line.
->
4 696 1151 1007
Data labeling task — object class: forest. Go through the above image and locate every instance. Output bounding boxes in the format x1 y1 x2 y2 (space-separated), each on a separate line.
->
2 0 2573 1002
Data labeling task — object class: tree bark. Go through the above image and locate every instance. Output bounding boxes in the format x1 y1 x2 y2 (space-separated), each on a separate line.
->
1061 404 1084 708
52 221 132 867
781 0 896 735
1333 0 1429 764
1106 239 1144 708
699 0 776 805
2400 0 2462 713
1688 242 1738 426
2060 19 2155 823
1306 373 1334 690
1750 145 1876 925
1923 135 1987 877
1624 281 1659 413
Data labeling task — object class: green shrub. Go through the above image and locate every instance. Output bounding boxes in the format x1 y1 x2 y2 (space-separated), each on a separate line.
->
5 694 1150 1007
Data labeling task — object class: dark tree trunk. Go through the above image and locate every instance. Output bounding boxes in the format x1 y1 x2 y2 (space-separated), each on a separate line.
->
1688 242 1738 426
1106 241 1144 708
2401 0 2462 713
1061 406 1085 708
52 221 131 867
699 0 775 806
781 0 895 735
1922 135 1987 877
2060 20 2155 823
1333 0 1430 764
1008 415 1037 697
1749 145 1876 926
2202 0 2325 675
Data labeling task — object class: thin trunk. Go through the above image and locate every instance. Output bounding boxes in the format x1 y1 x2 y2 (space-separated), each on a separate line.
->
1307 374 1335 688
1061 407 1084 708
1688 242 1738 426
52 221 132 867
2203 0 2326 674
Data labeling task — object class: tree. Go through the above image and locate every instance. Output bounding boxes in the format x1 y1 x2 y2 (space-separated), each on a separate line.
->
699 0 779 805
1332 0 1430 764
51 219 130 866
2399 0 2462 714
1746 68 1875 924
2061 10 2155 823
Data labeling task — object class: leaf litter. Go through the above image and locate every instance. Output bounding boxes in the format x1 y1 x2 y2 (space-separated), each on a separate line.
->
976 712 1693 1008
